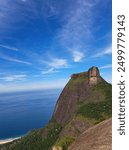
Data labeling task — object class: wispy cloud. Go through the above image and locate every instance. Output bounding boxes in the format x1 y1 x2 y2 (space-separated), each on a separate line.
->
0 44 19 51
0 74 27 82
93 45 112 58
72 50 85 62
0 0 40 33
0 0 59 33
56 0 100 50
100 64 112 69
47 58 68 69
0 53 31 65
41 68 58 75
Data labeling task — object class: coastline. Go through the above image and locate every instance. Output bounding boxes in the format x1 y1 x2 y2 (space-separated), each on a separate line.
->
0 137 21 145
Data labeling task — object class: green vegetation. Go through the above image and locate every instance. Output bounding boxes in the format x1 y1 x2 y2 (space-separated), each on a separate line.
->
55 136 75 150
92 80 111 94
77 100 112 124
66 72 88 90
3 120 62 150
77 82 112 124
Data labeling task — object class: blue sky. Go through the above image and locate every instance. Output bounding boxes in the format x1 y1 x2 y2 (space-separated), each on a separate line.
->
0 0 112 92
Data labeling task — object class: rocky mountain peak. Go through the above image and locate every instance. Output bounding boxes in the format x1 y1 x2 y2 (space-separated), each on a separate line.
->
88 66 101 85
88 66 100 77
53 66 104 126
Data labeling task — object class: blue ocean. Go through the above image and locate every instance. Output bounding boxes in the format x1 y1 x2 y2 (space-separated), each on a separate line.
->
0 89 61 140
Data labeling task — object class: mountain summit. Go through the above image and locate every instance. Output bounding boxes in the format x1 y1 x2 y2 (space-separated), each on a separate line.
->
53 66 104 126
88 66 102 85
1 66 112 150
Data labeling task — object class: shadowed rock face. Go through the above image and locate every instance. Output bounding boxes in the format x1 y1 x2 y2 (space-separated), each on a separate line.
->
53 66 104 126
68 118 112 150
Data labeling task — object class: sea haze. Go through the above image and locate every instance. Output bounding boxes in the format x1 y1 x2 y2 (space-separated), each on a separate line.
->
0 89 61 140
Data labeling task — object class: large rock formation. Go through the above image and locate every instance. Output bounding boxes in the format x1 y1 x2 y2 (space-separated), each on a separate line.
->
53 66 104 126
68 118 112 150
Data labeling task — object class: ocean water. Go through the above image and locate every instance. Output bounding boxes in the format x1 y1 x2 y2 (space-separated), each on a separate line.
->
0 89 61 140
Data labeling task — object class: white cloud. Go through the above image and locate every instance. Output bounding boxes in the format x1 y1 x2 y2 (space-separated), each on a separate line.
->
93 46 112 58
100 64 112 69
0 44 19 51
72 50 84 62
0 53 32 65
47 58 68 69
41 68 58 75
0 74 27 82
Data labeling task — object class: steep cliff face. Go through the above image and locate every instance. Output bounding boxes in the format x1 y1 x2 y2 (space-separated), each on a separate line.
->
53 66 104 126
52 66 111 150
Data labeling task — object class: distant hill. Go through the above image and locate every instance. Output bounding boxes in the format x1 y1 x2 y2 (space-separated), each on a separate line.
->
1 66 112 150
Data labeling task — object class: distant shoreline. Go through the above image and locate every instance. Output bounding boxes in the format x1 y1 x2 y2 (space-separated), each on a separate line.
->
0 137 21 145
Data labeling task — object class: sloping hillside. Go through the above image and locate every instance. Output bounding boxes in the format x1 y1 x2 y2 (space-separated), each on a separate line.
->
68 118 112 150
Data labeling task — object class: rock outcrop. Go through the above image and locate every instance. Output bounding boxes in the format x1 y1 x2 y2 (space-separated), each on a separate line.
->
88 66 102 85
68 118 112 150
